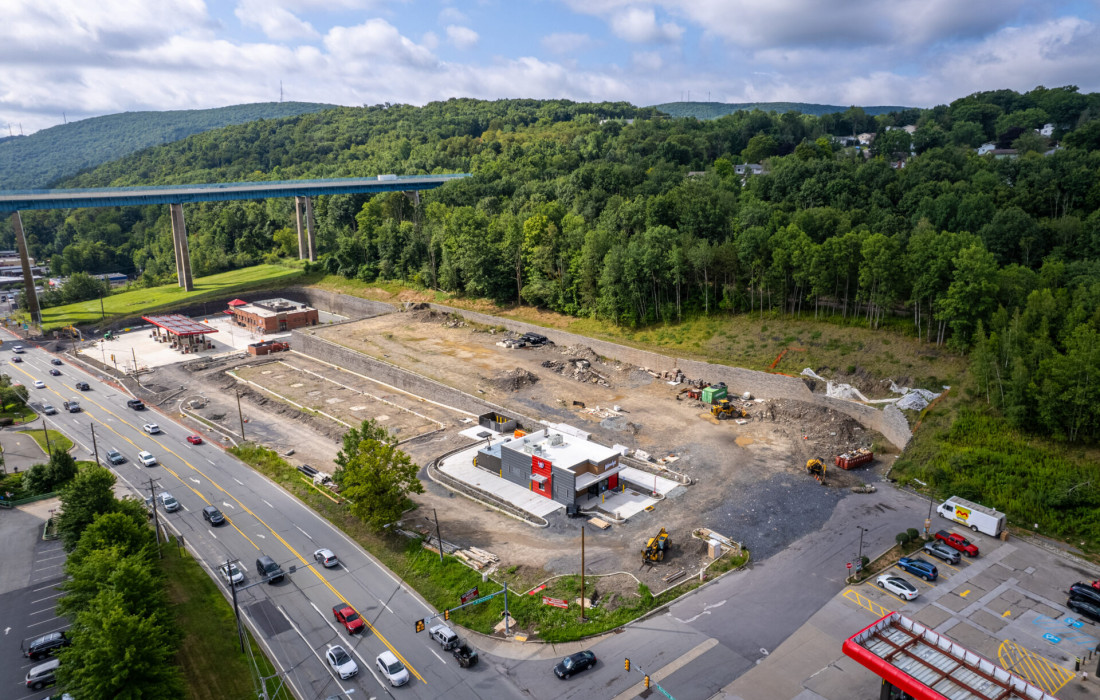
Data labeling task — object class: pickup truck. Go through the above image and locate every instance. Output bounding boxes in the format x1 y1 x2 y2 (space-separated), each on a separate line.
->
452 640 479 668
429 624 459 651
332 604 365 635
896 557 938 581
935 530 979 557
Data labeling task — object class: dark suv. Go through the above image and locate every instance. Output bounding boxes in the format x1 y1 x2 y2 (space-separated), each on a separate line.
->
1068 583 1100 607
22 631 70 660
126 398 145 410
75 381 90 391
202 506 225 526
256 555 285 584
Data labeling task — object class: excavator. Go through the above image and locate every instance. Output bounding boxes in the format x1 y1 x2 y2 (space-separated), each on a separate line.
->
806 458 827 483
711 399 746 420
642 528 671 563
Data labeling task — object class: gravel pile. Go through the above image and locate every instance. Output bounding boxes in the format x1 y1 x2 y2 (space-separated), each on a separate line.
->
487 367 540 392
541 358 611 387
755 398 874 457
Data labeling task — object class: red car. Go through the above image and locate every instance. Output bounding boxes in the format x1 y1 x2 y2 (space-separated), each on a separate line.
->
186 435 203 445
935 530 979 557
333 604 365 635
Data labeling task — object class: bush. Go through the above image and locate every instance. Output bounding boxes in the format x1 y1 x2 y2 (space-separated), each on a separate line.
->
860 555 869 569
906 527 920 541
896 532 911 546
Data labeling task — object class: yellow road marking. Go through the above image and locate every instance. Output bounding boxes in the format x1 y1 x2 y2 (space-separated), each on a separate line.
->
960 589 970 597
1002 610 1012 617
843 588 892 618
25 366 427 684
998 640 1074 695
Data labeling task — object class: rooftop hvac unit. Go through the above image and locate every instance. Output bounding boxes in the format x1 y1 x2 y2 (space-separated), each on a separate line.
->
548 433 563 446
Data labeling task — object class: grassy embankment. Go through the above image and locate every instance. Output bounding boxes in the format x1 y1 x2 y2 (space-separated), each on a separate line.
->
160 535 289 700
19 429 74 454
228 443 747 642
35 264 304 330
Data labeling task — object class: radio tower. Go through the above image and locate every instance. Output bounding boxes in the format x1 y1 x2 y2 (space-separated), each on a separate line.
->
280 81 284 103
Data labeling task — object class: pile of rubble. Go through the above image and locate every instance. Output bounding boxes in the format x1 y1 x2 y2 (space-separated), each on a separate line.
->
488 367 540 392
541 358 610 387
756 398 873 457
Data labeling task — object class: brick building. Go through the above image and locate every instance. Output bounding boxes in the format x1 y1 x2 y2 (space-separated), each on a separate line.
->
230 298 318 333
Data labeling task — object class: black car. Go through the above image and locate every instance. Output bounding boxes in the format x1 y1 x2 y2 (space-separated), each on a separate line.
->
50 358 62 366
75 381 90 391
256 555 285 583
49 368 61 376
1068 597 1100 623
105 449 126 465
126 398 146 410
12 355 22 363
1068 583 1100 607
554 650 596 679
202 506 225 526
22 631 70 660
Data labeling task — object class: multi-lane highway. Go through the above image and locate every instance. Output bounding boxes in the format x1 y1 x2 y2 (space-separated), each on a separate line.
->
5 339 526 700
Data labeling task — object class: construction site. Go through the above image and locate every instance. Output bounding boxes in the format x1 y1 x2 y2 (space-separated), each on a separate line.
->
114 293 919 599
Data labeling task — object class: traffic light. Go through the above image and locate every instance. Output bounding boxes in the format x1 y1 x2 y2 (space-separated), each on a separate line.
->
415 619 425 633
444 609 450 621
625 658 630 672
644 675 650 689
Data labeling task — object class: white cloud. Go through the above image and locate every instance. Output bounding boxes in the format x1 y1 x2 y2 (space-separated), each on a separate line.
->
446 25 480 50
324 19 438 68
541 32 596 55
438 7 468 24
610 7 683 43
235 0 319 41
422 31 439 50
632 50 663 71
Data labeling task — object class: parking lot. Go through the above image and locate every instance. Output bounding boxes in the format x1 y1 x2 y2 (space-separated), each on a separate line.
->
0 502 69 700
724 522 1100 699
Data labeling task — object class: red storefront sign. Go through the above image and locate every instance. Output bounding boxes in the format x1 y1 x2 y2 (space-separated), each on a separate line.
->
461 587 479 604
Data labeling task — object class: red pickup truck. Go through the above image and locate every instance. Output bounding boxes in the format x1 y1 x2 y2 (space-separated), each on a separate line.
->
332 604 365 635
935 530 979 557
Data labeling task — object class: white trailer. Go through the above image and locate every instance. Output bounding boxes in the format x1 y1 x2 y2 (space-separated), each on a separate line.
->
937 497 1005 537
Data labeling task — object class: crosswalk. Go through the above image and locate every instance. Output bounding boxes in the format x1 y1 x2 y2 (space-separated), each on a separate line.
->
998 640 1075 696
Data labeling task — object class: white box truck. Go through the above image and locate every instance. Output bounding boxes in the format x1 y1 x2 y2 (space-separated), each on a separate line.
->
937 497 1005 537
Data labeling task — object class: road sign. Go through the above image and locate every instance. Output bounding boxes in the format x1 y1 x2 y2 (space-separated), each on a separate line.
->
846 562 852 570
461 586 479 604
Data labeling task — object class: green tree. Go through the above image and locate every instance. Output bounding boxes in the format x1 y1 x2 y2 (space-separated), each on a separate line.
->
334 418 392 487
56 466 118 551
938 244 999 349
337 439 424 530
741 133 778 164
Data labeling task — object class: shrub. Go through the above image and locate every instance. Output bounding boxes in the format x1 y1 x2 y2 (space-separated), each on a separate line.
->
906 527 920 541
860 555 869 569
896 532 911 546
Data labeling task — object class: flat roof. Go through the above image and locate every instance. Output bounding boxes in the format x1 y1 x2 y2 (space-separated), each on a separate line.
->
501 427 619 473
234 297 313 318
142 314 219 337
843 612 1056 700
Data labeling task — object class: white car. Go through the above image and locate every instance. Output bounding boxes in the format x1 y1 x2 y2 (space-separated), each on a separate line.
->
376 650 410 686
326 644 358 680
138 451 157 467
876 573 919 601
313 548 339 568
143 423 161 434
42 404 57 415
158 492 180 512
220 561 244 585
33 380 45 389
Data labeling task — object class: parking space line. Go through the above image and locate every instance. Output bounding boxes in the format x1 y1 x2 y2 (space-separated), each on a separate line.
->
842 588 892 618
30 592 63 604
998 640 1074 695
30 607 57 616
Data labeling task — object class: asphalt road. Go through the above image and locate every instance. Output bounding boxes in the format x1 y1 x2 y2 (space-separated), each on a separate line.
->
4 338 528 700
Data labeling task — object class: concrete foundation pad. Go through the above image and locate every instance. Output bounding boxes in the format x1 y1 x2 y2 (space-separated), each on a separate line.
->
911 604 952 629
970 608 1009 633
438 444 562 519
938 592 971 612
944 620 998 657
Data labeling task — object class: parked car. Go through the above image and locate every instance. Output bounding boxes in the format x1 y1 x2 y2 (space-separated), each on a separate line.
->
186 434 203 445
75 381 90 391
554 650 596 679
138 450 157 467
41 404 57 415
876 574 919 601
332 604 365 634
202 505 225 526
935 530 979 557
1068 583 1100 607
25 658 60 690
922 540 961 564
22 631 70 660
896 557 938 581
127 398 145 410
256 555 284 583
158 492 180 512
142 423 160 434
314 548 339 568
33 380 45 389
376 650 410 686
106 449 126 465
1068 597 1100 623
49 368 61 376
220 561 244 586
326 644 358 680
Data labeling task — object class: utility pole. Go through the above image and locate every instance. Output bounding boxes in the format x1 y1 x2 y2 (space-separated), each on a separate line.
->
41 417 52 453
90 423 100 466
913 478 934 536
580 525 586 622
433 508 443 564
236 388 245 440
131 347 138 376
856 525 868 570
146 476 163 556
230 557 244 652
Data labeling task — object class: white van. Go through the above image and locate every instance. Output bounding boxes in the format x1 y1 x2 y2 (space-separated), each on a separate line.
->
937 497 1005 537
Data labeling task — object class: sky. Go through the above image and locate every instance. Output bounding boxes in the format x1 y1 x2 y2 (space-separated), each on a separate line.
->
3 0 1099 135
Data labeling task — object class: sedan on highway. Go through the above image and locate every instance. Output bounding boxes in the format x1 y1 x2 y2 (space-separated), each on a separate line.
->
49 368 61 376
11 355 22 363
42 404 57 415
376 651 410 686
143 423 161 434
34 380 45 389
75 381 90 391
314 548 339 568
186 434 203 445
106 449 126 465
876 574 919 601
554 650 596 679
220 561 245 586
50 358 62 365
326 645 358 680
202 506 225 526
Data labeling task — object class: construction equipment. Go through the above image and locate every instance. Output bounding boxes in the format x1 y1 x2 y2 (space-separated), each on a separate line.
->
701 383 728 404
677 387 701 401
642 528 671 563
711 399 745 420
806 458 826 483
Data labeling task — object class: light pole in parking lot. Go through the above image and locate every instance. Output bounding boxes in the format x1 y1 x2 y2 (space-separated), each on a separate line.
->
856 526 868 571
913 478 934 536
236 388 246 440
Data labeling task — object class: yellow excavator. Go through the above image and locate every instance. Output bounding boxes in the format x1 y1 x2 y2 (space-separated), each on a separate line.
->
642 528 671 563
711 399 746 420
806 458 827 483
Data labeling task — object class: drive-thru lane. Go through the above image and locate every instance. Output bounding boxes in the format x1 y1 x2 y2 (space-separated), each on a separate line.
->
6 342 524 700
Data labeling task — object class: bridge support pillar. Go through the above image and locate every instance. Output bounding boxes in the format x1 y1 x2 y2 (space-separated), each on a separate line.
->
169 203 194 291
11 211 41 327
294 196 316 261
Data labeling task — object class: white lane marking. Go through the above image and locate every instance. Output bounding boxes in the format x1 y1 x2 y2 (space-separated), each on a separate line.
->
35 553 66 563
189 477 200 484
209 531 217 539
180 504 190 512
430 649 446 664
30 607 57 616
263 499 274 508
277 604 356 695
222 501 236 509
295 525 311 539
30 592 63 604
379 599 394 615
207 458 216 465
31 582 62 593
234 478 244 485
28 617 63 627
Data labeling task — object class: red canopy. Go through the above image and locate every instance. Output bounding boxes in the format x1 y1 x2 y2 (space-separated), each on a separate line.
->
227 299 248 307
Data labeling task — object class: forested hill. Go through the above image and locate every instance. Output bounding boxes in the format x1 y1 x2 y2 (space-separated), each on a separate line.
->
0 101 336 190
653 101 911 119
7 89 1100 444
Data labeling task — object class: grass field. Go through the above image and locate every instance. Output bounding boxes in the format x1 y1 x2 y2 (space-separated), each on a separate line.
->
19 429 74 454
160 535 289 700
38 264 304 330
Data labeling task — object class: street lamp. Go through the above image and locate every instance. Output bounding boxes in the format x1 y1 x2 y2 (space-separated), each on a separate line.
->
856 526 868 571
913 478 934 536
